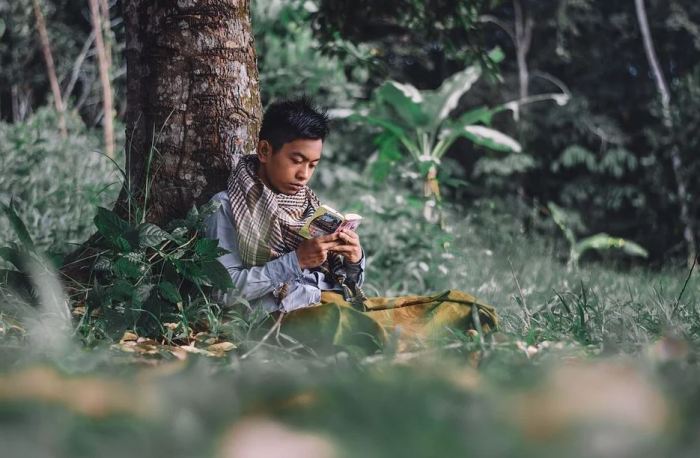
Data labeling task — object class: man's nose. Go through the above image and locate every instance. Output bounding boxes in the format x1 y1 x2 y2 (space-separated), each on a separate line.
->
297 165 311 181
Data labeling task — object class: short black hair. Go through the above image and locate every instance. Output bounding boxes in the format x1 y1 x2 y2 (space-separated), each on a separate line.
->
258 96 329 151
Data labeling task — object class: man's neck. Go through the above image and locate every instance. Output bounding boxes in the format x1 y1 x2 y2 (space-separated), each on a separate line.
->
257 163 280 194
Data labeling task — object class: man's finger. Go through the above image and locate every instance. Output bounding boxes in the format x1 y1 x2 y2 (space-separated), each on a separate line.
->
315 233 341 243
340 229 359 240
330 246 356 255
318 239 344 249
338 230 355 240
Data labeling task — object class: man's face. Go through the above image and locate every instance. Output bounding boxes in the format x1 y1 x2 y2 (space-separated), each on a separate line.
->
257 138 322 195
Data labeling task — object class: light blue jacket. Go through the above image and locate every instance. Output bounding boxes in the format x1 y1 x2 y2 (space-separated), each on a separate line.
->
203 192 365 313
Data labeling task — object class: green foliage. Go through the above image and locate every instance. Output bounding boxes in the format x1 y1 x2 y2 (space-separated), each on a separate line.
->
252 0 368 107
81 202 233 341
0 107 123 253
548 202 648 269
351 49 521 221
313 0 497 86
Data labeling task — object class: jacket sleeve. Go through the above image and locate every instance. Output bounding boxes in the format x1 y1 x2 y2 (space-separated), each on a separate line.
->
343 249 366 287
203 192 307 302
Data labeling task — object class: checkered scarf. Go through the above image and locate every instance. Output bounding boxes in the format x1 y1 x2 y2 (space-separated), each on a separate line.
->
226 154 345 283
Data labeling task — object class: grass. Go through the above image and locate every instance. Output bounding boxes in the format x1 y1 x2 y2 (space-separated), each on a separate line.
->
1 112 699 457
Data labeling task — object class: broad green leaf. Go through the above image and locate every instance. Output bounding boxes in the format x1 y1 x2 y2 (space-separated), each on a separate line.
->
369 133 403 183
1 200 34 249
113 236 132 253
452 106 495 128
133 283 155 304
201 260 234 290
350 114 411 143
110 279 134 302
377 81 430 127
113 257 143 279
94 207 131 240
172 259 204 284
158 281 183 304
574 234 649 259
459 125 522 153
195 238 220 260
138 223 169 248
423 65 482 124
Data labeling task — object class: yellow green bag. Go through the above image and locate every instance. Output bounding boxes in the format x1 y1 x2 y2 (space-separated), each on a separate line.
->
277 290 499 354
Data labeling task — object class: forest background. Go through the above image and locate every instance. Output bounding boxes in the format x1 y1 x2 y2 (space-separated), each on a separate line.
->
1 1 700 457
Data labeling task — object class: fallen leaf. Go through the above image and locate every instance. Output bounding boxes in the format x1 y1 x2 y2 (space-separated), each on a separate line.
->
207 342 237 353
120 331 138 343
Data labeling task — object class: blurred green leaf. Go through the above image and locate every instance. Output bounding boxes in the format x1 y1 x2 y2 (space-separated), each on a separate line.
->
458 126 522 153
0 244 24 271
574 234 649 259
548 202 576 246
377 81 430 127
1 200 34 249
424 64 482 125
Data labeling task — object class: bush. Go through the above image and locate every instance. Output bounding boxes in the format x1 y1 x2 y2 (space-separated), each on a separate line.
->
0 107 123 254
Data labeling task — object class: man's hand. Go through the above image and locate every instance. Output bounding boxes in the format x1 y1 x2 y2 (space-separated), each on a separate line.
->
295 233 344 269
330 228 363 264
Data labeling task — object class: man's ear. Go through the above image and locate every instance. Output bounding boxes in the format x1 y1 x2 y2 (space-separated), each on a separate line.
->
257 140 272 163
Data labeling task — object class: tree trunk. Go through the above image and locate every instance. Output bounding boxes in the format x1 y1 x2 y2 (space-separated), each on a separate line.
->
62 0 262 282
635 0 697 267
98 0 113 69
119 0 262 225
512 0 532 206
513 0 532 107
31 0 67 138
88 0 115 159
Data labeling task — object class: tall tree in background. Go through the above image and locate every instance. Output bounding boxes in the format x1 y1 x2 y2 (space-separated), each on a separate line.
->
63 0 261 279
635 0 697 267
118 0 261 226
88 0 114 158
31 0 66 137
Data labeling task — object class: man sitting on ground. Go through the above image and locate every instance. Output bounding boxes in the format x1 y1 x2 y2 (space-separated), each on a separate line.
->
204 97 365 313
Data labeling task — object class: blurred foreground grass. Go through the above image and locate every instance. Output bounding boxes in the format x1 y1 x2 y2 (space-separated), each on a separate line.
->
1 114 699 457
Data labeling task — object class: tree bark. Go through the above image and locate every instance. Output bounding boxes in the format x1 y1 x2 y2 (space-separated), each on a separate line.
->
635 0 697 267
88 0 115 159
119 0 262 226
31 0 67 138
62 0 262 282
